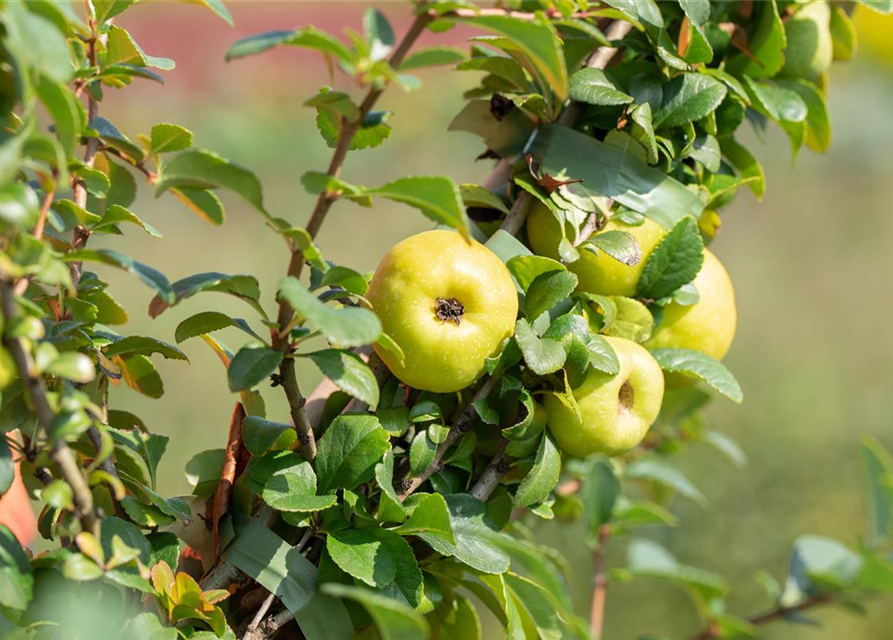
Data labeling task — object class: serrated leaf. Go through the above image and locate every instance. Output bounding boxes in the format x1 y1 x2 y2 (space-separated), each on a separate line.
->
150 123 193 155
227 346 283 392
650 348 742 402
315 414 390 494
366 176 470 238
322 584 428 640
654 73 727 128
155 149 268 219
569 68 633 106
263 462 337 513
514 319 565 376
393 493 454 543
513 433 560 508
636 217 704 301
525 270 577 319
302 349 379 408
278 276 381 348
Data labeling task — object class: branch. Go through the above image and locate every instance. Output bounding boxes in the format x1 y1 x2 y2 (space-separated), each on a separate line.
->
0 281 99 536
684 594 836 640
589 525 611 639
269 8 435 463
396 376 496 500
469 438 510 501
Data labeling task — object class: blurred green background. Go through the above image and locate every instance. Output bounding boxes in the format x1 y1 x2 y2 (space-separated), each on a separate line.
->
84 3 893 639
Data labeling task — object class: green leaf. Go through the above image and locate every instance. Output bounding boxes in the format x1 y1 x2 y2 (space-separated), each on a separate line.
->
626 458 706 505
279 276 381 348
35 76 83 155
830 5 858 60
393 493 455 543
745 78 808 124
226 28 353 64
92 204 162 238
514 319 565 376
506 255 565 292
224 517 353 640
242 416 291 456
149 272 263 318
654 73 727 128
775 79 831 153
417 494 510 575
460 183 509 214
189 0 233 25
65 249 173 304
327 528 396 588
106 25 175 70
94 0 138 24
105 336 188 361
582 457 619 536
625 538 728 598
263 462 337 513
726 0 785 78
650 348 742 403
118 354 164 398
302 349 380 409
155 149 268 219
45 352 95 383
375 450 406 523
315 414 390 494
4 3 72 82
316 109 392 151
322 584 428 640
363 8 395 61
677 0 710 25
89 116 145 162
525 270 577 320
171 187 225 225
704 431 748 469
601 296 653 343
0 525 33 612
0 438 12 496
585 230 642 267
721 137 765 199
366 176 470 238
319 265 369 296
227 346 283 392
861 437 893 550
636 217 704 300
513 433 560 508
790 535 864 592
400 46 466 70
175 311 260 343
0 183 40 229
531 125 704 229
185 449 224 498
569 68 633 106
126 612 178 640
409 431 436 475
604 0 663 26
150 123 194 155
460 14 569 103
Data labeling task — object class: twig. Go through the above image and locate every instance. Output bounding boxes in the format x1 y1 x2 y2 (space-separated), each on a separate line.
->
589 525 611 639
240 528 315 640
269 7 434 464
469 439 511 501
683 593 835 640
396 376 496 500
0 281 99 536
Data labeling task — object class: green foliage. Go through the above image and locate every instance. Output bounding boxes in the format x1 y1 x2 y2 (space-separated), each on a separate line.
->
0 1 886 639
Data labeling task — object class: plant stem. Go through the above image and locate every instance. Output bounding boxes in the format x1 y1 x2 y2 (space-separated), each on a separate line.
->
469 439 510 501
589 525 611 639
270 9 434 463
396 376 496 500
0 281 99 536
683 593 836 640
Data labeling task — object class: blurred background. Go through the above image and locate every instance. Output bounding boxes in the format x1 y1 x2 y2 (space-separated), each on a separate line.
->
83 2 893 639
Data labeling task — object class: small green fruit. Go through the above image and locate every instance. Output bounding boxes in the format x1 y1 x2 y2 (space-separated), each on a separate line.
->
543 336 664 457
366 230 519 393
526 202 666 297
781 1 833 82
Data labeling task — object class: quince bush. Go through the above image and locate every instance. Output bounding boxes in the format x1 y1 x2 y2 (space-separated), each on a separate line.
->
0 1 892 640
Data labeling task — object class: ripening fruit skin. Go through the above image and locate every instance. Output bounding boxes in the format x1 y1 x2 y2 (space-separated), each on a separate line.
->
526 202 666 296
780 1 833 82
366 230 519 393
645 249 737 366
543 336 664 457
